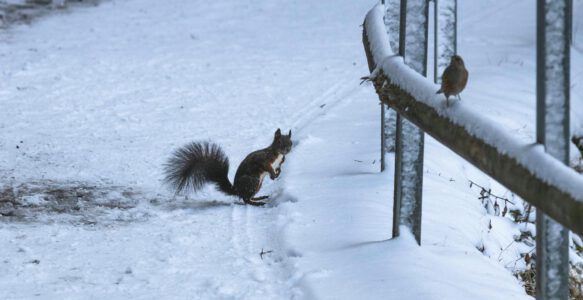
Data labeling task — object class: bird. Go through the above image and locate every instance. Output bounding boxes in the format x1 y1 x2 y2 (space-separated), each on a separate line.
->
436 55 469 107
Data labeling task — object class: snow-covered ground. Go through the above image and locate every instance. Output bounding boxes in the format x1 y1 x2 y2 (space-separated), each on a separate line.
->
0 0 581 299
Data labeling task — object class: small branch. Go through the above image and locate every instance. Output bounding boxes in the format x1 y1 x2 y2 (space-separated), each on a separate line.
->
469 180 515 205
498 240 516 261
259 248 273 260
505 247 535 269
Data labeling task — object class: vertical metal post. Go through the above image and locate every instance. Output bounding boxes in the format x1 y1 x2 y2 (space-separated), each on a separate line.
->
381 104 386 172
434 0 438 82
392 0 428 245
536 0 571 299
380 0 387 172
384 0 401 53
454 0 457 54
380 0 401 172
568 0 573 46
434 0 457 84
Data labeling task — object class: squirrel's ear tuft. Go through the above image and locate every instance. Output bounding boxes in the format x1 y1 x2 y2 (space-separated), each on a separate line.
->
275 128 281 138
288 130 292 137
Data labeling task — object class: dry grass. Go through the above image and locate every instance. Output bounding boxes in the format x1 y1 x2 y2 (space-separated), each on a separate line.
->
516 268 536 296
515 264 583 299
571 265 583 300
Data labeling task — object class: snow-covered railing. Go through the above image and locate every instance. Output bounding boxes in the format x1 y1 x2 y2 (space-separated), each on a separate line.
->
363 2 578 299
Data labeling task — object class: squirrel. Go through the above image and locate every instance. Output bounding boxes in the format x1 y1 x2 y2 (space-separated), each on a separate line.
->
163 129 292 206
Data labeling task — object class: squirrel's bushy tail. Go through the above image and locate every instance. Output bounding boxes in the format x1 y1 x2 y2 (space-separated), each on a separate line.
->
164 141 237 196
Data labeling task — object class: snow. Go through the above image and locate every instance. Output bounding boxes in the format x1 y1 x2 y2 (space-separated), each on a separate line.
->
0 0 369 298
366 4 394 64
0 0 581 299
282 90 530 299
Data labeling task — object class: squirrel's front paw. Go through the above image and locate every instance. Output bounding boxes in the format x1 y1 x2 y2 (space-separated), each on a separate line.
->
271 170 280 180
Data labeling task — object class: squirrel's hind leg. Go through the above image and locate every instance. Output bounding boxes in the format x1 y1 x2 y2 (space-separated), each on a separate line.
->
235 175 269 206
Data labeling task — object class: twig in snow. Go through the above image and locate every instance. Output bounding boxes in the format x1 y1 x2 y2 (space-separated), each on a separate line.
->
505 248 535 269
259 248 273 260
469 179 515 205
497 240 515 262
360 76 372 85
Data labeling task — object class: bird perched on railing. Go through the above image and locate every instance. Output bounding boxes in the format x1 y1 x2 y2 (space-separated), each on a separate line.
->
436 55 469 107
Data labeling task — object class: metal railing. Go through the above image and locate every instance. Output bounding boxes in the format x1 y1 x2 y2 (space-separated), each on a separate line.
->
364 1 579 299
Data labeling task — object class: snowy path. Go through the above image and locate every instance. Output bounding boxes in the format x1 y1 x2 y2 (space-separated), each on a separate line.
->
1 204 290 298
0 0 371 298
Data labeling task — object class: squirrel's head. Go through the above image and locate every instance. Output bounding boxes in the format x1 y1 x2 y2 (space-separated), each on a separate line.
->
273 128 292 154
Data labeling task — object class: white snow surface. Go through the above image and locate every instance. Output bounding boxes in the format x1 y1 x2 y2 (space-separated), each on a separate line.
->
0 0 581 299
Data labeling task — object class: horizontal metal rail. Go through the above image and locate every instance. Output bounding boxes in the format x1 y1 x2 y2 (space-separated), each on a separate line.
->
362 5 583 237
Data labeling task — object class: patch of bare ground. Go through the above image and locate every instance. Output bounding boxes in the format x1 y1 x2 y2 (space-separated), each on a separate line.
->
0 180 152 225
